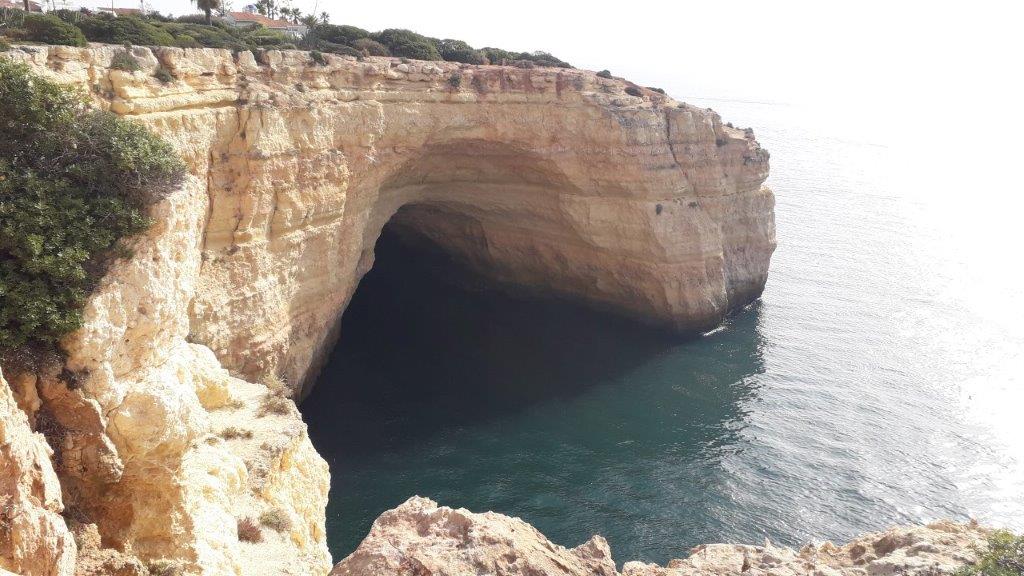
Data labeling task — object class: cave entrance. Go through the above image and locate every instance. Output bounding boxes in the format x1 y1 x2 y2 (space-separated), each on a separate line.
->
298 203 689 559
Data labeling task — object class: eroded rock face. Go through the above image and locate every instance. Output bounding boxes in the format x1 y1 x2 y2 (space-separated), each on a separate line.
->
334 498 988 576
3 44 775 575
8 44 774 398
1 178 329 576
0 368 77 576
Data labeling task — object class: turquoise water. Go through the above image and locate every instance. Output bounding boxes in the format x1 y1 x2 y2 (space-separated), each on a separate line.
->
302 99 1024 565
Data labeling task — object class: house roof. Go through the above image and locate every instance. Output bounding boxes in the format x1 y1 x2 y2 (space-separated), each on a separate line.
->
228 11 299 29
96 7 144 14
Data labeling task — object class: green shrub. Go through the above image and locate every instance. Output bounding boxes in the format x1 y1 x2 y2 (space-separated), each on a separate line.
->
371 28 441 61
313 23 369 46
50 9 84 25
109 50 141 72
163 22 245 50
0 60 183 354
76 14 174 46
447 73 461 88
435 38 483 64
154 67 174 83
519 51 571 68
22 13 85 46
596 69 612 79
479 47 571 68
351 37 388 56
309 50 326 65
317 41 360 58
0 37 9 52
625 86 642 97
174 34 200 48
647 86 666 94
480 47 515 65
955 530 1024 576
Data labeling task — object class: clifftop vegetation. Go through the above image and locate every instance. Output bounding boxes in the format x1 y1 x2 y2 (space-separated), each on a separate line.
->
0 59 183 359
0 6 572 68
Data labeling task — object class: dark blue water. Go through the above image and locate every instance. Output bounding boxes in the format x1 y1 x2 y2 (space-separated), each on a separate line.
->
303 100 1024 565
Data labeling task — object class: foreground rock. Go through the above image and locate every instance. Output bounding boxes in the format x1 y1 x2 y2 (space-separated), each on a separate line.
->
0 368 76 576
1 178 330 576
333 498 988 576
332 497 617 576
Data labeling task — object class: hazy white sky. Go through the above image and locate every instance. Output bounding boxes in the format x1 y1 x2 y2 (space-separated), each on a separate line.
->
74 0 1020 158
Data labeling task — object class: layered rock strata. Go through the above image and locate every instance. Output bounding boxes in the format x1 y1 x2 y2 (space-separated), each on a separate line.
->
2 43 775 575
333 497 989 576
7 43 774 397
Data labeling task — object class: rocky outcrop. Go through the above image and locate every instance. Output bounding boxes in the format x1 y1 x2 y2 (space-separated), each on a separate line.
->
1 177 330 575
620 521 987 576
0 368 76 576
332 497 618 576
7 43 774 398
333 498 988 576
3 44 775 575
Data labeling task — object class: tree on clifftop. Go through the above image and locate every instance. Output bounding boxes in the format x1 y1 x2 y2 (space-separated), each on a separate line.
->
192 0 220 25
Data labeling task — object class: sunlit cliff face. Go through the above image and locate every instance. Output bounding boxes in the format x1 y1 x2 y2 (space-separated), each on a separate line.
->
153 53 776 397
2 45 773 574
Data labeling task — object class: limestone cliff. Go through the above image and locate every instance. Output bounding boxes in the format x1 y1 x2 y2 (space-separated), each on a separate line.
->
333 497 988 576
2 43 774 575
7 43 774 397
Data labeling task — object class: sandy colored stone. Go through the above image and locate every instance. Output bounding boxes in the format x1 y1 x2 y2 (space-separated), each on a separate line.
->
2 44 779 576
8 44 774 398
0 176 329 575
331 497 618 576
0 367 77 576
335 499 989 576
69 522 147 576
622 520 987 575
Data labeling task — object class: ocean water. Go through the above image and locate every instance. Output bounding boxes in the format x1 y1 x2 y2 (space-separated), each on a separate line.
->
301 98 1024 565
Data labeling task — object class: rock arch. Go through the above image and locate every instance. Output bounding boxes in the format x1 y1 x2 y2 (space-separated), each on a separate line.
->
4 45 775 575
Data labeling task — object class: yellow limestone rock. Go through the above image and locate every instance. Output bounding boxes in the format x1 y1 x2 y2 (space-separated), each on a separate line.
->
333 499 989 576
10 44 775 398
331 497 618 576
3 44 777 575
0 367 77 576
620 520 989 576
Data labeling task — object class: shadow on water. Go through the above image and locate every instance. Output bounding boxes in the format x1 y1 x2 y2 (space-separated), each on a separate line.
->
302 224 768 563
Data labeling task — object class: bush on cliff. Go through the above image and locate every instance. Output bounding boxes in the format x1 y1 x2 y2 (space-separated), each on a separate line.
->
955 530 1024 576
435 38 484 64
0 8 571 69
21 13 86 46
370 28 441 61
0 60 184 355
75 13 175 46
351 37 389 56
